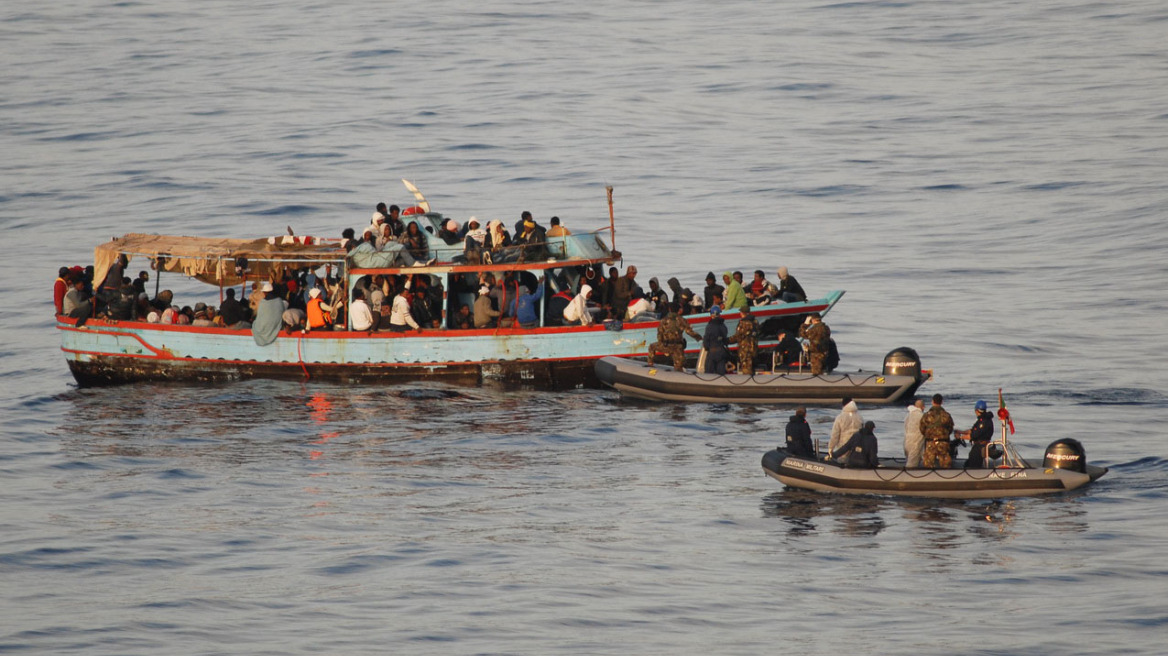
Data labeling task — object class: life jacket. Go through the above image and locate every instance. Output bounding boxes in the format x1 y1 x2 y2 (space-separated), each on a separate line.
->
307 297 331 328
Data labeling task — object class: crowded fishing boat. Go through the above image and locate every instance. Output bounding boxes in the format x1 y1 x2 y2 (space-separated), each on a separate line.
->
55 182 843 387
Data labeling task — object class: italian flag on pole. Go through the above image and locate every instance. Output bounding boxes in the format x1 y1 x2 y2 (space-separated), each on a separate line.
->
998 388 1016 435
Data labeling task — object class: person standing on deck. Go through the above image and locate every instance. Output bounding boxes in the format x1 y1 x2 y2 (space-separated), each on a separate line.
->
904 399 926 468
920 393 956 468
726 306 759 374
798 313 830 375
956 400 995 468
829 397 863 455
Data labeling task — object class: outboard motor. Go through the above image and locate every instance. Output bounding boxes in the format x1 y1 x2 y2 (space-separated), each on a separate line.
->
883 347 922 380
1043 438 1087 473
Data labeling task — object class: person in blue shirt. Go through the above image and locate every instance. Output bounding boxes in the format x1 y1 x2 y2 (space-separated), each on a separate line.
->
515 276 545 328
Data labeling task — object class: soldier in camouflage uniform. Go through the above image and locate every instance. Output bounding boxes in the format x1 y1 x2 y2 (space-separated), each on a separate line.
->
798 313 830 375
919 393 955 468
649 302 702 371
727 307 760 374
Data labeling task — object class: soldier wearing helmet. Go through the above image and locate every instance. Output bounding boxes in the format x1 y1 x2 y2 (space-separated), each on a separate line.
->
956 400 996 468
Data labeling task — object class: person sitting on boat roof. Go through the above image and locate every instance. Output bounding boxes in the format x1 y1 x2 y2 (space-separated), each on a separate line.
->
727 306 760 374
798 313 831 375
437 219 462 247
649 301 702 371
702 272 724 312
920 393 956 468
514 212 550 261
904 399 926 468
702 305 732 374
829 398 863 455
785 407 815 458
956 400 995 469
563 284 595 326
776 266 807 303
387 284 422 333
474 284 501 329
831 421 879 468
252 282 287 346
398 221 430 262
546 215 571 237
349 288 374 332
485 220 514 263
722 271 748 312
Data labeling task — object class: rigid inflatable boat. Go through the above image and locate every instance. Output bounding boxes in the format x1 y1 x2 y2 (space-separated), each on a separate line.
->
594 347 928 405
761 438 1107 499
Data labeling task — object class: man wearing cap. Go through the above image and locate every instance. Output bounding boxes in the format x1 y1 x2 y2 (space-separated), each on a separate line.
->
920 393 956 468
798 312 830 375
702 305 731 374
252 282 287 347
956 400 995 468
722 271 748 312
776 266 807 303
702 272 724 312
474 284 501 328
305 287 334 331
191 302 214 327
727 306 759 374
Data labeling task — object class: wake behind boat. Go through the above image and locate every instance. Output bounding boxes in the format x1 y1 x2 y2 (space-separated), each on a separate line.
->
595 347 928 405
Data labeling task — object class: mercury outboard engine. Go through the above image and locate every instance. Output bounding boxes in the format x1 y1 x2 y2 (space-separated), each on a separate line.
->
1043 438 1087 473
883 347 922 380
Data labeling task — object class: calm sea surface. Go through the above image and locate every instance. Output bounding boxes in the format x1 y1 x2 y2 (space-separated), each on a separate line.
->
3 1 1168 653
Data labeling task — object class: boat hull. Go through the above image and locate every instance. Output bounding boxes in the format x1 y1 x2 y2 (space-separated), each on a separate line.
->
59 294 842 388
762 449 1108 499
595 356 926 404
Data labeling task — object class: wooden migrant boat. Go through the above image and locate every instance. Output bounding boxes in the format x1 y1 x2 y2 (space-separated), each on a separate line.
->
58 183 845 388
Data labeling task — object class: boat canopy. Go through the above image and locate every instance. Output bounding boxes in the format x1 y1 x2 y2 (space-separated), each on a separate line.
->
94 233 345 288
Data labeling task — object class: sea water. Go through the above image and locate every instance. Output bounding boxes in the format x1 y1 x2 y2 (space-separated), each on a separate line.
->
2 1 1167 653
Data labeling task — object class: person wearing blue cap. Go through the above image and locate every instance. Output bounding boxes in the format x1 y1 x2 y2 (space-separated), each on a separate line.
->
956 399 995 468
702 305 731 374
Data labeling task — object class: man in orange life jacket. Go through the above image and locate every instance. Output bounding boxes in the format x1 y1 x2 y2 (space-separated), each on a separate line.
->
305 288 333 331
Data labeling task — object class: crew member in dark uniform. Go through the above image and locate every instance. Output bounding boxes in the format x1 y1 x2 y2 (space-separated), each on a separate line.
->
957 399 995 468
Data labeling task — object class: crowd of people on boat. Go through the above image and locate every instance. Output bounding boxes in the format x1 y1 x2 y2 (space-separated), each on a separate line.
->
53 201 838 376
782 393 999 470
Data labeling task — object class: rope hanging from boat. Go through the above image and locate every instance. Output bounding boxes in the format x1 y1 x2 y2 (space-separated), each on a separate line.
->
687 371 889 387
297 334 310 381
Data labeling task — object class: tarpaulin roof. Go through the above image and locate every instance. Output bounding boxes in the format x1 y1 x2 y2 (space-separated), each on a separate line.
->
94 233 345 287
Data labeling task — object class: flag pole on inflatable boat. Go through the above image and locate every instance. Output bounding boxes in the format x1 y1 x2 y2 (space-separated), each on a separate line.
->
606 185 615 253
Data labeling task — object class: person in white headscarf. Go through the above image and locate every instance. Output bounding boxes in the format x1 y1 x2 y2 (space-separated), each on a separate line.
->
563 284 594 326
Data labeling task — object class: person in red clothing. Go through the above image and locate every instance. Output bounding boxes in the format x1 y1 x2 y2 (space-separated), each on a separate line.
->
54 267 71 315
